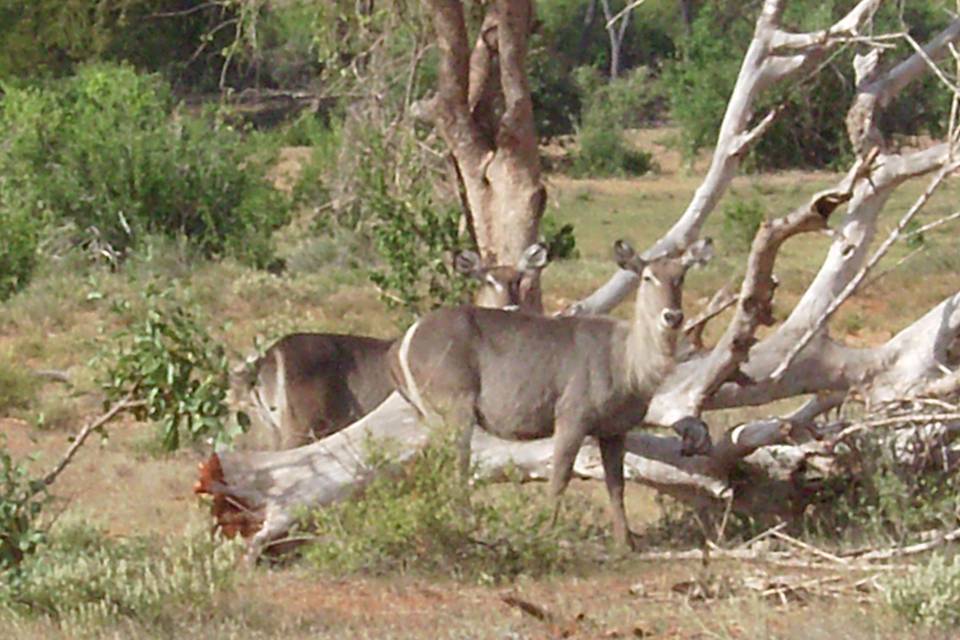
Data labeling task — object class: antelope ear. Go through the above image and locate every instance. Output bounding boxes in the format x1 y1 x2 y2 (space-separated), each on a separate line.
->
614 239 645 273
518 242 549 271
681 238 714 270
453 250 483 277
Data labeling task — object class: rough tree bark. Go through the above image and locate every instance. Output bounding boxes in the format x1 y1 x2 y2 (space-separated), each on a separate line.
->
196 1 960 554
429 0 547 308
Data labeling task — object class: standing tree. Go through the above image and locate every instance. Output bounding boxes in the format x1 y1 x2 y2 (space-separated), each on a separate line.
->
196 0 960 559
424 0 548 309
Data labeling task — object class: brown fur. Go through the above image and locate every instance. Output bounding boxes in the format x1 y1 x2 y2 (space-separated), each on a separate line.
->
232 244 550 449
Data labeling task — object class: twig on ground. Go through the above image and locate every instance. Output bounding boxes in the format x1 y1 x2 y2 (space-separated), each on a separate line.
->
769 530 849 565
735 522 788 550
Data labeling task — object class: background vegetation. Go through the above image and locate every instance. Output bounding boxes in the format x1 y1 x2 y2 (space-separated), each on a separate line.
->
2 0 960 636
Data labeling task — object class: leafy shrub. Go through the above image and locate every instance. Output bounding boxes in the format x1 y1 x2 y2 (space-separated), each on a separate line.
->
570 67 657 177
334 123 473 317
0 441 49 581
887 554 960 628
0 206 39 301
663 1 952 170
801 429 960 547
290 118 340 209
572 124 654 177
528 37 582 138
721 197 765 251
301 426 604 582
0 63 289 269
99 286 237 451
0 522 241 634
540 213 579 261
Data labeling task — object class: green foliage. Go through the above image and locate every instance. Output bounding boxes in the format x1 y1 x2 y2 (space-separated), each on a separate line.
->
290 118 340 209
570 66 657 177
0 207 39 302
904 219 926 250
0 441 49 582
802 430 960 547
664 1 953 169
721 197 765 251
540 214 579 261
887 554 960 628
528 35 582 138
661 2 751 163
0 63 289 270
334 124 473 318
302 426 604 582
534 0 678 79
0 522 241 633
99 286 236 451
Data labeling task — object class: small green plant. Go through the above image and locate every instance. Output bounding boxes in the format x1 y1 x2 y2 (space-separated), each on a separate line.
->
887 554 960 628
0 206 39 302
0 521 241 634
99 286 237 451
0 440 49 582
540 213 579 261
904 219 926 250
301 426 603 582
721 198 765 251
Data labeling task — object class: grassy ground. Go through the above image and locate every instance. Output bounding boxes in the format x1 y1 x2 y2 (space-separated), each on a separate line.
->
2 129 959 638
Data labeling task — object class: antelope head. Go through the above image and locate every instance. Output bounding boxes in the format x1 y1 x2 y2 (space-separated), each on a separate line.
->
615 238 713 338
454 242 549 312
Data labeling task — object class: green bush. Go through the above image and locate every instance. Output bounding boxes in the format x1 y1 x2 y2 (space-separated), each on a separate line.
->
0 441 49 581
887 554 960 628
301 426 604 582
721 197 765 251
0 522 241 634
334 124 473 318
570 67 657 177
98 286 237 451
0 206 39 302
541 213 579 261
0 63 289 270
663 1 952 169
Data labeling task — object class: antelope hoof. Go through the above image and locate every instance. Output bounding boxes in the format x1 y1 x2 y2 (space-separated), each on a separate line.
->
674 416 713 457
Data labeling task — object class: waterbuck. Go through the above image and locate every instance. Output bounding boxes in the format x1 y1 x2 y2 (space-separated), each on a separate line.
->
232 243 550 449
388 238 713 547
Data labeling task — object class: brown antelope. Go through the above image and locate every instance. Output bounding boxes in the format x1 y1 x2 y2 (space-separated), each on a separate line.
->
231 243 550 449
388 238 714 548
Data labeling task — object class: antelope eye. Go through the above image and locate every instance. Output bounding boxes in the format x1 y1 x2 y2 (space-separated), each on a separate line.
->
642 274 654 283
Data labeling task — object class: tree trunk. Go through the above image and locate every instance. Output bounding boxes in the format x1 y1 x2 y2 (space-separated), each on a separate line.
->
429 0 547 308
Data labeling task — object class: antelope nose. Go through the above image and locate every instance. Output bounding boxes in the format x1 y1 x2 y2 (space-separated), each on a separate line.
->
662 309 684 329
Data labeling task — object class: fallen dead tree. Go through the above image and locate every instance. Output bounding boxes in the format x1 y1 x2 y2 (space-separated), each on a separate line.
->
196 0 960 557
